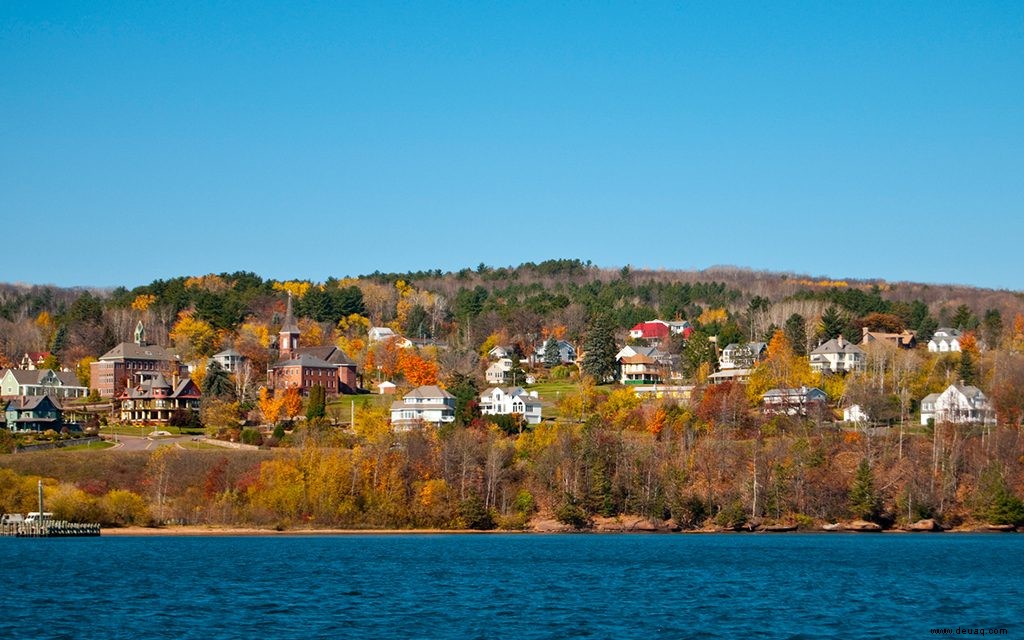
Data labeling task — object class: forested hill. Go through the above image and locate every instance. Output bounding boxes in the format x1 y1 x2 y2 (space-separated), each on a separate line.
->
1 259 1023 369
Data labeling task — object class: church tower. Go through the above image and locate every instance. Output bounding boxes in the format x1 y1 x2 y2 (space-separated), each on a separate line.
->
278 293 300 360
134 320 146 346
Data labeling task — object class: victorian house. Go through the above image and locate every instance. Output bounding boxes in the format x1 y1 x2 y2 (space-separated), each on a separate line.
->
118 372 201 424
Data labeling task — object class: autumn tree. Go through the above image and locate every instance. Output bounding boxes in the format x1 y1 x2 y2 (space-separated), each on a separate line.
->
747 330 814 399
397 350 439 387
258 386 284 425
282 387 303 421
169 310 219 361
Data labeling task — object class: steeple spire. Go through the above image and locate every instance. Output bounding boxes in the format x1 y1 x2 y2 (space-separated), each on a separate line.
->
278 292 301 359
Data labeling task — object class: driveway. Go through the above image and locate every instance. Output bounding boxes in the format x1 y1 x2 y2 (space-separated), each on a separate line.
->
106 434 199 451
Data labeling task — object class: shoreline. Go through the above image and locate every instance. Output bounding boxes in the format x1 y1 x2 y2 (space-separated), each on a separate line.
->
98 524 1022 537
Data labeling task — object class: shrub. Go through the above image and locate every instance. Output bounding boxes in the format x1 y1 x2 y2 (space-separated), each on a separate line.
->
240 428 264 446
555 494 590 529
458 496 495 530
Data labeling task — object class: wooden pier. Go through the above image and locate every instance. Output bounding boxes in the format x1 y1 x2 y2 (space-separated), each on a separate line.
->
0 521 101 537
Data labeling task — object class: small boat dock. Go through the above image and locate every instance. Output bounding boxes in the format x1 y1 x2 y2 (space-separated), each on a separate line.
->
0 521 101 537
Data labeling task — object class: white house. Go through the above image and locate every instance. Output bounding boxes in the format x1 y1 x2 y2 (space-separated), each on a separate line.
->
390 385 456 429
210 348 245 373
762 387 828 416
719 342 767 370
920 384 995 425
928 328 962 353
0 369 88 400
479 386 543 425
368 326 399 343
843 404 871 423
809 336 865 374
533 339 577 366
486 358 515 385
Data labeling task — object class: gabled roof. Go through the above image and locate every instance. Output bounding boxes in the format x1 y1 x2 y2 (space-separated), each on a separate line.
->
810 337 865 356
99 342 178 362
121 376 200 400
763 386 826 400
629 321 671 338
270 354 338 370
295 346 356 366
403 385 454 400
5 394 61 411
212 348 243 358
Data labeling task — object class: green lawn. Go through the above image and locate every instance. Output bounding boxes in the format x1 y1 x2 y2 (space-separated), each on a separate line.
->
326 394 391 424
57 440 116 451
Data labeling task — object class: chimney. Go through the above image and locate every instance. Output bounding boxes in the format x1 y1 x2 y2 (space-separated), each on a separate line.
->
837 334 845 348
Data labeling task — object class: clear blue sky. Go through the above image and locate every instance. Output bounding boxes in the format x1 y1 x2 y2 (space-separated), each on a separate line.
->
3 2 1022 290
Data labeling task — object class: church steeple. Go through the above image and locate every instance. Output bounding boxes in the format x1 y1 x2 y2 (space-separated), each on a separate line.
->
278 293 300 360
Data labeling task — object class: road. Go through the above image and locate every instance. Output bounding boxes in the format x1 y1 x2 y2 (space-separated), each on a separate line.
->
105 434 200 452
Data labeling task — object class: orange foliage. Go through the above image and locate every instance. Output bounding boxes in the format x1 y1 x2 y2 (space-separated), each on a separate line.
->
398 350 439 387
258 387 283 424
960 332 980 356
647 407 667 436
282 387 303 420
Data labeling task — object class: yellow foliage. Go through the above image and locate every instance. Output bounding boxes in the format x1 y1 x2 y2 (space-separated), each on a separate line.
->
820 374 846 403
131 294 157 312
191 360 207 388
698 308 728 325
239 322 272 349
298 319 323 347
250 459 305 519
795 279 850 288
599 387 643 427
337 314 370 336
184 274 230 292
169 310 218 359
273 280 312 300
35 311 55 340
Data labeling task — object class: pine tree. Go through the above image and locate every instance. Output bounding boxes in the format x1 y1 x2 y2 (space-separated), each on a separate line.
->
203 361 234 398
784 313 808 356
849 458 881 521
581 315 617 382
306 384 326 421
819 306 848 342
543 338 562 368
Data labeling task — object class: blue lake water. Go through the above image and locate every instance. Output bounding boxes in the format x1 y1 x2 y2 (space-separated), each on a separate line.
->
2 533 1021 639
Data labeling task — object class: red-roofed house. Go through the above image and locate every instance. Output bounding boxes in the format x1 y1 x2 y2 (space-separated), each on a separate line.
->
628 321 671 345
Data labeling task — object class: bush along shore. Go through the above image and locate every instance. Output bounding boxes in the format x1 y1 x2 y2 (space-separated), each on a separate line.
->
2 407 1022 534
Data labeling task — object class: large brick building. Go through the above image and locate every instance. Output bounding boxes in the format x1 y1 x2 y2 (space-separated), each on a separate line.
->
266 295 359 395
90 321 187 398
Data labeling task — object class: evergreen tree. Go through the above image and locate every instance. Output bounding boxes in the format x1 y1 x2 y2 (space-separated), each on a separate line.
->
819 306 848 342
581 315 617 382
849 458 881 521
543 338 562 368
445 372 480 427
982 309 1003 349
958 351 977 386
306 384 326 421
682 330 717 378
784 313 808 356
203 361 234 398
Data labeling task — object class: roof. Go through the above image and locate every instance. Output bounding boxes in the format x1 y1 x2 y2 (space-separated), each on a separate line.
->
708 368 752 380
763 386 826 400
121 376 201 400
280 293 300 334
5 395 61 411
629 321 671 338
810 337 865 356
99 342 179 362
295 346 356 366
212 348 243 358
270 354 338 370
403 385 454 400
